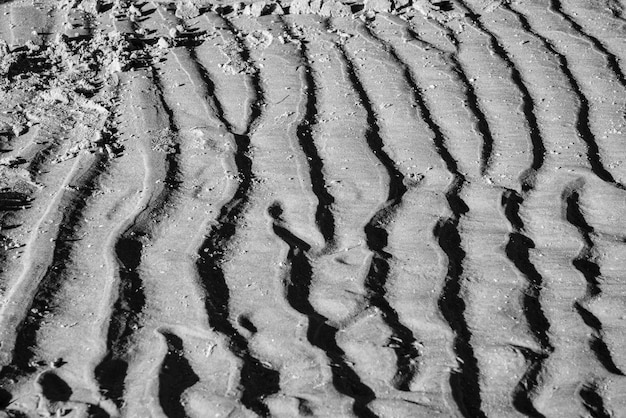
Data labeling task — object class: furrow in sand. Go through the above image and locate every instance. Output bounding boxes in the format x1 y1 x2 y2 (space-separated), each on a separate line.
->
449 61 493 177
598 0 626 22
330 28 405 207
118 7 270 415
154 13 230 129
157 331 200 418
397 11 538 189
26 130 69 181
287 14 388 253
218 16 265 135
513 175 608 415
562 181 624 376
106 8 226 416
453 1 546 191
95 69 180 408
575 180 626 412
401 9 460 52
284 14 391 415
193 15 280 417
182 47 233 129
500 189 553 417
2 72 168 417
296 15 447 414
434 212 484 418
462 4 602 414
286 15 459 414
547 0 626 88
216 14 360 415
384 24 495 176
579 381 612 418
281 18 336 248
156 7 239 131
269 203 377 418
0 57 114 377
0 154 100 377
193 12 251 134
144 5 282 416
0 153 108 377
363 15 512 416
505 4 626 191
556 0 626 72
458 3 616 414
0 122 94 318
359 21 483 398
511 0 626 185
378 21 482 416
376 20 549 412
122 57 233 418
330 18 426 396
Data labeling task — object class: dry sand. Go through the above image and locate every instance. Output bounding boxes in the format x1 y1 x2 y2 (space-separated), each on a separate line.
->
0 0 625 416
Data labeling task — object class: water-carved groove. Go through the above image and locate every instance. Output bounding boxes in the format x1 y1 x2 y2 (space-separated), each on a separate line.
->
454 65 494 178
501 189 553 417
390 19 450 55
0 71 121 384
170 11 281 414
96 69 182 407
268 202 377 418
282 19 336 248
505 4 626 191
38 371 72 402
579 381 612 418
453 0 546 192
0 153 108 382
27 129 68 180
548 0 626 88
158 331 199 418
389 24 496 177
330 20 424 394
194 13 279 417
195 148 279 418
450 7 562 412
3 2 626 416
562 181 624 376
435 213 486 418
363 19 484 417
219 15 265 134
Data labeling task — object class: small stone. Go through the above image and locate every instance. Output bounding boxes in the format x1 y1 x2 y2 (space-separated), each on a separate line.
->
129 5 142 16
108 58 123 73
175 0 200 19
319 0 351 17
157 37 170 49
249 1 266 17
12 124 26 136
50 358 64 368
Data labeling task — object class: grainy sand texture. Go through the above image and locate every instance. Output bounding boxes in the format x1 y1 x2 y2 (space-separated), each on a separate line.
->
0 0 625 416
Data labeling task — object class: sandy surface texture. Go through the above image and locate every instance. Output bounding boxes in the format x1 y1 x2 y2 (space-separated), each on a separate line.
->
0 0 625 416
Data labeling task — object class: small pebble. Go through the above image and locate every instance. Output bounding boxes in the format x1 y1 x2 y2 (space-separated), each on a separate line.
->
157 37 170 49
